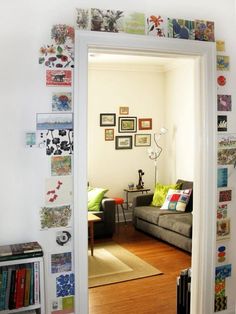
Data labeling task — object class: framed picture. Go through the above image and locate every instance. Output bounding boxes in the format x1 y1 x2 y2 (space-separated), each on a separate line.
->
134 134 151 147
138 118 152 130
118 117 137 133
119 106 129 115
105 129 114 141
115 136 132 149
100 113 116 126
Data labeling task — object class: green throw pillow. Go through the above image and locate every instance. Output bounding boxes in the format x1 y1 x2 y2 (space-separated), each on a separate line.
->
88 187 108 211
151 182 182 207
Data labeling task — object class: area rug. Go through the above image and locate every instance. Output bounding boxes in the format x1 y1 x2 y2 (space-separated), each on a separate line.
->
88 242 162 287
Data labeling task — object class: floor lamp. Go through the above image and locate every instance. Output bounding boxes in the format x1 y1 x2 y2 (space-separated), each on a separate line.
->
148 127 168 187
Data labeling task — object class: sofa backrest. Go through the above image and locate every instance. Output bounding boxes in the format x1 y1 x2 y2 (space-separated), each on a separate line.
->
176 179 193 212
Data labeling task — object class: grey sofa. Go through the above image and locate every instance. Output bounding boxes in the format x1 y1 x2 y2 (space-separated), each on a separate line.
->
90 198 116 238
132 180 193 253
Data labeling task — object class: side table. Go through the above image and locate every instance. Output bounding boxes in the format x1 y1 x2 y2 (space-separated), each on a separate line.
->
123 188 151 210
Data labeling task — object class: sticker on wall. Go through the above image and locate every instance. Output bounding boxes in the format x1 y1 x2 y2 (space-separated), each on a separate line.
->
39 44 74 68
217 204 228 220
45 176 72 205
46 70 72 87
146 14 167 37
216 40 225 52
217 115 227 132
217 168 228 188
215 277 225 298
217 55 230 71
51 24 74 45
56 273 75 297
217 75 226 86
123 11 145 35
217 95 232 112
51 252 72 273
25 132 36 147
52 92 72 112
168 18 195 40
215 264 232 279
51 156 72 176
216 243 228 264
36 113 73 131
51 296 74 313
218 189 232 203
215 296 227 312
56 230 72 246
45 129 73 156
76 8 90 30
217 218 230 240
40 205 72 229
195 20 215 42
91 8 124 32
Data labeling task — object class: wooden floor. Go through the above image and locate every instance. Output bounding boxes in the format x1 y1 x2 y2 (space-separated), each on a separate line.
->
89 223 191 314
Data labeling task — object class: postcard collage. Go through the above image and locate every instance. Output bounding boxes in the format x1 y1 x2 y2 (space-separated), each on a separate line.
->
29 6 232 314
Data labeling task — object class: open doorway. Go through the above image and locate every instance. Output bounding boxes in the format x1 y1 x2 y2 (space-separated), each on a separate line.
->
73 31 216 314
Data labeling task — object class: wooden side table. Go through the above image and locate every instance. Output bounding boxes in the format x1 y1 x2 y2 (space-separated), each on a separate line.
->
88 213 101 256
123 188 151 210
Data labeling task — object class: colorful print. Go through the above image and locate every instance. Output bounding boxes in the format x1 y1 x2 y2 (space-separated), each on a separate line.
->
168 18 195 39
76 8 90 30
51 252 72 273
25 132 36 147
51 156 72 176
216 40 225 52
147 15 166 37
123 11 145 35
56 273 75 297
52 92 72 112
195 20 215 42
39 44 74 68
45 129 73 156
217 95 232 112
217 56 230 71
215 296 227 312
36 113 73 130
217 218 230 240
217 115 227 132
40 205 72 229
51 24 74 44
215 278 225 297
217 204 227 220
217 168 228 188
46 70 72 87
45 176 72 205
219 189 232 203
215 264 232 279
218 148 236 165
217 244 227 263
91 8 124 32
218 134 236 149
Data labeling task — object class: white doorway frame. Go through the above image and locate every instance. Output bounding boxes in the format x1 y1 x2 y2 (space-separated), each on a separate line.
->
73 31 217 314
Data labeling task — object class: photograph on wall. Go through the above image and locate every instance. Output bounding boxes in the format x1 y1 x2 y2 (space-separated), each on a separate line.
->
138 118 152 130
104 129 114 141
46 69 72 86
45 129 73 156
25 132 36 147
218 189 232 203
91 8 124 32
217 95 232 112
39 44 74 68
217 115 227 132
123 11 145 35
76 8 90 30
52 92 72 111
216 243 228 264
134 134 151 147
51 24 74 45
119 106 129 115
51 252 72 273
146 14 167 37
216 218 230 240
115 135 132 149
56 230 72 246
168 18 195 39
217 204 228 220
118 117 137 133
216 40 225 52
51 156 72 176
217 55 230 71
56 273 75 297
36 113 73 130
217 168 228 188
40 205 72 229
195 20 215 42
100 113 116 126
45 176 72 205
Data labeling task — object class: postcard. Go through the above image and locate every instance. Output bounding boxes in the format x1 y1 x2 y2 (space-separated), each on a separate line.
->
215 278 225 297
218 148 236 165
45 176 72 206
168 18 195 39
217 56 230 71
56 230 72 246
195 20 215 42
91 8 124 32
51 252 72 273
52 92 72 111
217 95 232 112
36 113 73 130
123 11 145 35
217 168 228 188
44 129 73 156
217 204 227 220
215 295 227 312
216 218 230 240
51 24 74 45
46 69 72 86
218 134 236 149
51 156 72 176
215 264 232 279
40 205 72 229
39 44 74 68
217 115 227 132
216 40 225 52
76 8 90 30
146 14 167 37
56 273 75 297
25 132 36 147
218 189 232 203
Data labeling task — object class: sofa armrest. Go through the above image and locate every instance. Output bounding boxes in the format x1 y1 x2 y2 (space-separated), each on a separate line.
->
132 193 154 208
100 198 116 234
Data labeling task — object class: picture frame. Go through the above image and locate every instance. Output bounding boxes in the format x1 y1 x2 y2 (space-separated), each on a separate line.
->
134 134 151 147
105 129 114 141
115 136 132 149
119 106 129 115
100 113 116 126
118 117 137 133
138 118 152 130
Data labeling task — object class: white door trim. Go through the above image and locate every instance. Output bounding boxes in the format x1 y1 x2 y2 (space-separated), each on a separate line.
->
73 31 217 314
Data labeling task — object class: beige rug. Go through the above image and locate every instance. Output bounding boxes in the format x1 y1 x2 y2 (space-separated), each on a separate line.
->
88 242 162 287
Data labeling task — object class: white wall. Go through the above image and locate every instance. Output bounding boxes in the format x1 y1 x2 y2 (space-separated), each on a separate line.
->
1 0 236 313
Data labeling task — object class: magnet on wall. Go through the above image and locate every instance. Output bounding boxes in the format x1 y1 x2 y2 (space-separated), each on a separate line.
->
217 75 226 86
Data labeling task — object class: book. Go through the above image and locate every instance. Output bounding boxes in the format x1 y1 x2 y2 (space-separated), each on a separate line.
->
15 267 26 308
8 269 17 309
24 266 31 307
34 262 40 304
0 242 43 261
0 251 43 262
29 264 34 306
0 267 8 310
5 267 13 310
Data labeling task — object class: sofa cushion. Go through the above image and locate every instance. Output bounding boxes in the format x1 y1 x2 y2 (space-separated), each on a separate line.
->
88 187 108 211
158 213 192 237
151 182 182 207
160 188 192 212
